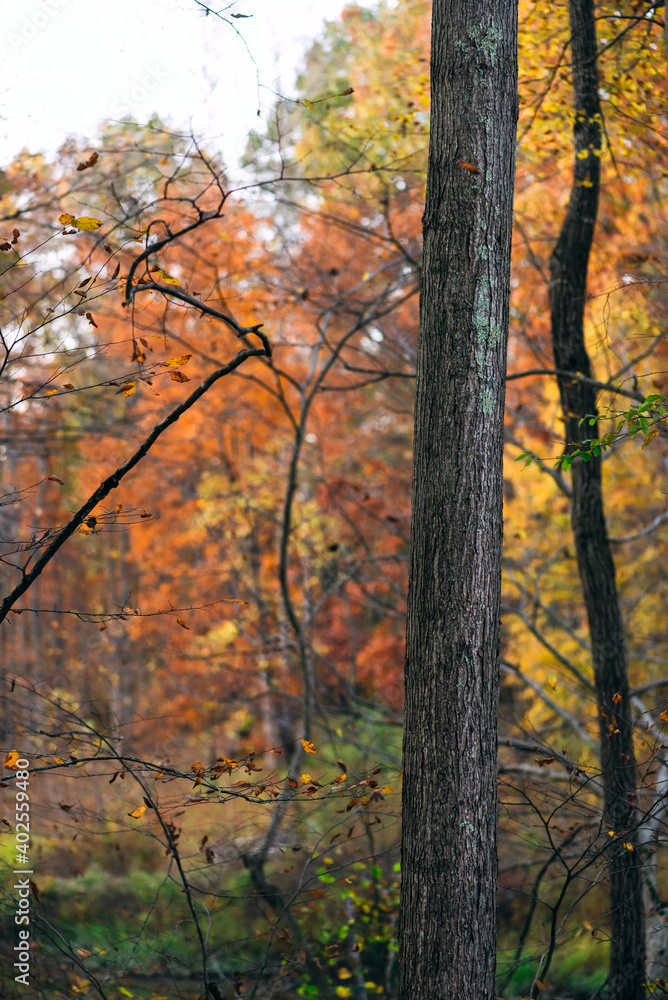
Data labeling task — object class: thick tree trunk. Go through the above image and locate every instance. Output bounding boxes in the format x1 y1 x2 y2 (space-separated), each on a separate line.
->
548 2 646 997
398 2 517 998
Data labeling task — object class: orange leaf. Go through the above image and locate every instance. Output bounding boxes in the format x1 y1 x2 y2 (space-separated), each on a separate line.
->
176 617 190 629
301 739 317 754
456 160 480 174
128 804 147 819
4 751 21 769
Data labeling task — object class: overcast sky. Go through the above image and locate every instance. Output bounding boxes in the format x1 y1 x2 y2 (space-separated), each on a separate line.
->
1 0 354 174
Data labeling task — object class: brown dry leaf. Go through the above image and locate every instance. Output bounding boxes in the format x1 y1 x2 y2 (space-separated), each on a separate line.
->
47 475 65 485
170 370 191 383
535 757 555 768
176 617 190 629
76 151 99 172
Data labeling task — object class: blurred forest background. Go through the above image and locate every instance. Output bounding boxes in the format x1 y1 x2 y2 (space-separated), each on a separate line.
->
1 1 667 998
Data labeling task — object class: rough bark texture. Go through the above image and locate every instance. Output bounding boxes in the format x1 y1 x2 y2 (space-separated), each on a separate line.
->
398 2 517 998
548 1 646 996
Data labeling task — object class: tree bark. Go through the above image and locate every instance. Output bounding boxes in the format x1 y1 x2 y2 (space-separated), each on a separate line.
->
398 2 517 998
548 1 646 996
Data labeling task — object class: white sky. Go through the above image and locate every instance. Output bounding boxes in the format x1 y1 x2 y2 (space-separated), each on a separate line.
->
1 0 355 175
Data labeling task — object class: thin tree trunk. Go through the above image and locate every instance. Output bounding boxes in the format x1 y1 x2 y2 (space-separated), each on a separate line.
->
398 1 518 997
548 1 645 996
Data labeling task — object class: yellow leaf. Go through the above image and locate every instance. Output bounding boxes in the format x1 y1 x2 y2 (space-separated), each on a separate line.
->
4 751 21 769
52 756 65 764
548 674 557 690
304 98 315 110
301 739 317 754
157 270 179 286
45 389 59 396
116 381 136 398
74 216 103 231
176 617 190 629
300 773 312 784
128 804 147 819
170 370 191 383
338 969 352 980
59 213 75 225
623 842 634 851
642 428 659 449
380 785 393 794
166 354 192 367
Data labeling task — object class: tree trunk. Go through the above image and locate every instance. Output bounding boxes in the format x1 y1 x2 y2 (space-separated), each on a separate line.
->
398 1 518 998
548 1 646 996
